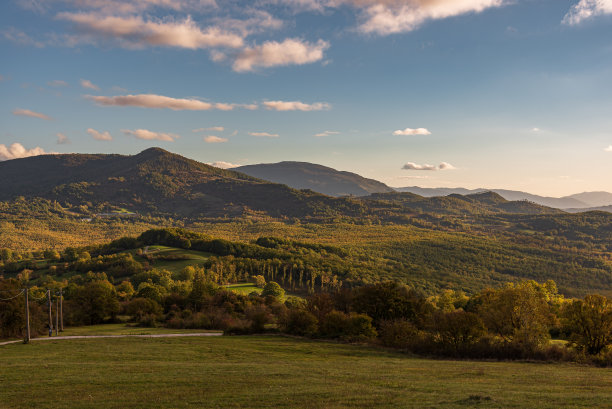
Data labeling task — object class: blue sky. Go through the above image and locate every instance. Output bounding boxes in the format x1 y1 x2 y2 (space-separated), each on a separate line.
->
2 0 612 196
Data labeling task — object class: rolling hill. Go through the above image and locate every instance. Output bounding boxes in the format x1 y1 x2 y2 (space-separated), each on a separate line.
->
235 161 394 197
0 148 367 219
395 187 598 209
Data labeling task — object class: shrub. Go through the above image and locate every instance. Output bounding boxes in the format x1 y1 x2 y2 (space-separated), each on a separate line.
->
378 319 420 349
261 281 284 299
281 309 318 336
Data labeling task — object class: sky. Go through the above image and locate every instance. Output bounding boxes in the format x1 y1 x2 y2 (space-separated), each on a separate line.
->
2 0 612 197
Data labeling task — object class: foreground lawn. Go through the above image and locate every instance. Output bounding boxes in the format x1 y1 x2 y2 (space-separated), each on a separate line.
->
1 336 611 409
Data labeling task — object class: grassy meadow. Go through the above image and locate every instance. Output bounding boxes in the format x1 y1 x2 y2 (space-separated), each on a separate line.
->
1 335 611 409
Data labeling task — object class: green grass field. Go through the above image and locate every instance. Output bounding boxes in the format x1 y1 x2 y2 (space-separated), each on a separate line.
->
1 336 610 409
225 283 262 295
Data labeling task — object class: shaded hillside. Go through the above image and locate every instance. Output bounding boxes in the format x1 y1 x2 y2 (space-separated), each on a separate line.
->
395 187 588 209
0 148 367 219
363 191 563 216
236 161 394 197
566 192 612 207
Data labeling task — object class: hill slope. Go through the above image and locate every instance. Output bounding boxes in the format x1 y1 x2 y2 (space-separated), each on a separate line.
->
236 161 394 197
0 148 366 219
395 187 589 209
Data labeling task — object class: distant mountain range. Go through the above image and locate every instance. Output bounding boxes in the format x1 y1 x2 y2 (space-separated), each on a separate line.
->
0 148 568 219
233 161 612 211
395 187 612 210
236 161 394 197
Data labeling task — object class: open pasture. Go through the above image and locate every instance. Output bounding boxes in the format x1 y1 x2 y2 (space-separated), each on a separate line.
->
1 335 610 409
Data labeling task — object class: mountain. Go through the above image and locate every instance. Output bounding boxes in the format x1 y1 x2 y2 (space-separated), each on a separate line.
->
364 191 563 216
0 148 366 219
235 161 394 197
395 187 590 209
564 192 612 208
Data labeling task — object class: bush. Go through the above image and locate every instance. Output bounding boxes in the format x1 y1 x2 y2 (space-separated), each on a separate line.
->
261 281 284 299
319 311 377 341
281 309 318 336
378 319 421 349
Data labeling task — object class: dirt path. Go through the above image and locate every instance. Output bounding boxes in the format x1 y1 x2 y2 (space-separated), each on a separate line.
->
0 332 222 346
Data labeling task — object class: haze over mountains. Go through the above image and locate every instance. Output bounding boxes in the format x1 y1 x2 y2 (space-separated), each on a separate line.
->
235 161 612 211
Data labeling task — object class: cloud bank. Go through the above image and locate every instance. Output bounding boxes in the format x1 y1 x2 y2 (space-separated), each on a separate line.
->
393 127 431 136
231 38 329 72
0 143 49 161
563 0 612 25
263 100 330 111
249 132 280 137
402 161 455 171
87 94 233 111
122 128 179 141
204 135 228 143
208 161 241 169
87 128 113 141
12 108 52 120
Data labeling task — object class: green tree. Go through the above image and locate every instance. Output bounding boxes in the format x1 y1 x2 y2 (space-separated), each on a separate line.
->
562 294 612 355
261 281 284 299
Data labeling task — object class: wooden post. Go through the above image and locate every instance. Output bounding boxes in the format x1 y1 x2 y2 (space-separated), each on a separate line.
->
47 290 53 337
24 289 30 344
55 292 59 336
59 288 64 332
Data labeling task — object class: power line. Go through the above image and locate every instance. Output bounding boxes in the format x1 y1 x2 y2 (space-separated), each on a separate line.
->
0 289 24 301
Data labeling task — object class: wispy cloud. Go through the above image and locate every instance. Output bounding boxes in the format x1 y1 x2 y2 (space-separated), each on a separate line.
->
57 13 245 50
605 145 612 152
402 161 455 171
249 132 279 138
48 80 68 87
393 127 431 136
314 130 339 137
231 38 329 72
87 128 113 141
193 126 225 132
122 128 179 141
87 94 237 111
263 100 330 111
204 135 228 143
563 0 612 25
12 108 52 120
80 79 100 90
208 161 241 169
345 0 506 35
2 27 44 47
0 142 50 161
56 133 70 144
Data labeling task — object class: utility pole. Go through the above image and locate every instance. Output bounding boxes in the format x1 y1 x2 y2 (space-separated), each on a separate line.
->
55 292 59 336
47 289 53 337
24 289 30 344
59 288 64 332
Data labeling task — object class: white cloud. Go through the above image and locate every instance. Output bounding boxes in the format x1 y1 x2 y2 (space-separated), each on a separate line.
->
341 0 505 35
0 143 49 161
393 127 431 136
80 79 100 90
57 133 70 144
122 128 179 141
87 94 235 111
314 130 340 137
402 161 455 171
605 145 612 152
249 132 280 138
563 0 612 25
231 38 329 72
87 128 113 141
208 161 241 169
48 80 68 87
263 100 330 111
204 135 228 143
12 108 52 120
531 127 541 132
193 126 225 132
57 13 244 50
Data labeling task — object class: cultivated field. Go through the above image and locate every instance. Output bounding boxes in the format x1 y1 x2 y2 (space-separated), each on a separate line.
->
1 335 610 409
